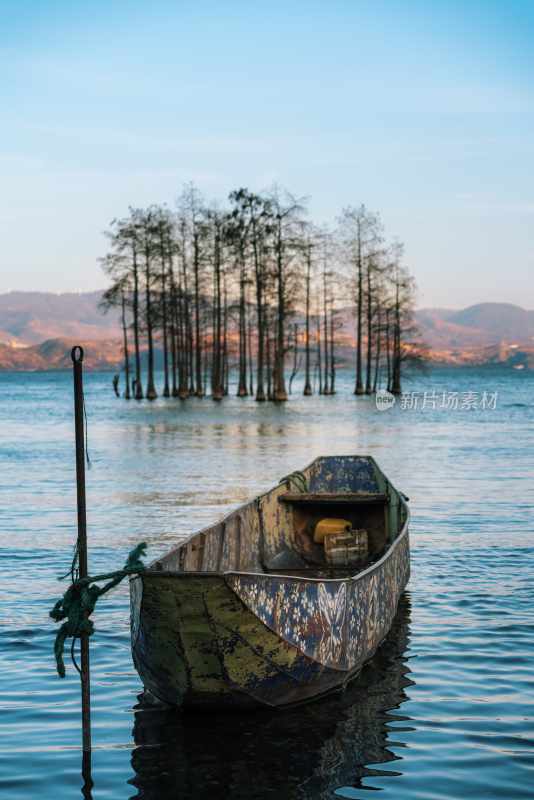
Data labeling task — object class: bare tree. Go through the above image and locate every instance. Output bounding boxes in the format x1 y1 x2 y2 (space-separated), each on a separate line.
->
206 207 225 400
387 242 424 394
154 208 173 397
288 322 301 394
315 295 323 395
134 207 158 400
268 188 306 402
338 206 380 395
178 184 207 397
226 197 251 397
303 235 314 395
228 189 273 400
99 271 131 398
101 213 144 398
100 185 423 403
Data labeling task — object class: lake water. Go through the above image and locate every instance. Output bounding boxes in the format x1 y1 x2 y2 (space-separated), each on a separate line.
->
0 367 533 799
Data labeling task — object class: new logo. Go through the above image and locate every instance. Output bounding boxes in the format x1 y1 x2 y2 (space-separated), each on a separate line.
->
375 389 396 411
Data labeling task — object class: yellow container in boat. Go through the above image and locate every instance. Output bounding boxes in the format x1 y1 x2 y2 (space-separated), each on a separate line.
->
313 518 352 544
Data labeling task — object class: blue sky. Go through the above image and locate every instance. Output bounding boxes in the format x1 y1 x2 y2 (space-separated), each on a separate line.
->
1 0 533 307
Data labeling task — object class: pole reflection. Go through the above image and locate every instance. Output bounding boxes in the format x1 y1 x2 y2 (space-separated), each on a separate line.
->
129 594 414 799
81 750 93 800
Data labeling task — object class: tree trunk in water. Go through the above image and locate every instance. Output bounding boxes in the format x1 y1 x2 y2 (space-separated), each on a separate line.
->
188 317 195 395
121 290 131 399
373 307 381 393
170 287 178 397
266 318 273 401
391 345 401 394
132 246 143 399
273 218 288 401
222 277 229 396
322 265 329 394
303 247 312 395
248 312 254 396
193 232 204 397
145 244 158 401
177 284 189 399
237 264 248 397
203 332 210 393
365 261 373 394
253 232 266 402
178 239 192 397
211 227 223 401
385 309 391 392
391 283 402 395
258 312 268 401
354 224 364 395
329 302 336 395
167 234 178 398
180 253 193 398
160 233 170 398
288 323 299 394
255 307 266 401
316 315 323 395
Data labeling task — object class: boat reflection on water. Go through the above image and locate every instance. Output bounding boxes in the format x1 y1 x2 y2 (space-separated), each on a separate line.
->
129 595 414 800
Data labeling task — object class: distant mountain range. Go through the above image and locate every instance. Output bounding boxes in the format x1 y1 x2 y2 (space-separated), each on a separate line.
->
0 291 120 346
416 303 534 348
0 291 533 370
0 337 124 371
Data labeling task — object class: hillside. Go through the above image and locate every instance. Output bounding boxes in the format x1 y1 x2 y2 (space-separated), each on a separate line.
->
0 338 124 371
416 303 534 348
448 303 534 341
0 290 120 346
0 291 533 370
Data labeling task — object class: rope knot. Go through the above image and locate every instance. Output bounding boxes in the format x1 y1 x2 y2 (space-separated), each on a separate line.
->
50 543 147 677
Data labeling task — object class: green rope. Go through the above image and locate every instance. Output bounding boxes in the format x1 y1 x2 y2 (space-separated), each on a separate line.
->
279 470 308 493
50 542 147 678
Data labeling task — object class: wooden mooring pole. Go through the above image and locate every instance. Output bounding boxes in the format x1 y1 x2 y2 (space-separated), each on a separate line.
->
71 346 92 785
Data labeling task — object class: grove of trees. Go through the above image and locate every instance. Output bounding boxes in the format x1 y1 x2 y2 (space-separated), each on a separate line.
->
100 184 424 401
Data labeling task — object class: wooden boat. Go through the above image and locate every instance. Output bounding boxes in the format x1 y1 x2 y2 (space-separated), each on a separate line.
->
130 455 410 709
131 598 413 798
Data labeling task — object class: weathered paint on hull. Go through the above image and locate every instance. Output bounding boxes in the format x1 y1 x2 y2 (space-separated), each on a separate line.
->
130 528 410 709
131 596 413 798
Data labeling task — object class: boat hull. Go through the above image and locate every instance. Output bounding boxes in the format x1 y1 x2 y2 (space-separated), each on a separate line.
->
130 527 410 709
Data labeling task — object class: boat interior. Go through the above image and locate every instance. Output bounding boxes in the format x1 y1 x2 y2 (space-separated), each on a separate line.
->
151 456 408 579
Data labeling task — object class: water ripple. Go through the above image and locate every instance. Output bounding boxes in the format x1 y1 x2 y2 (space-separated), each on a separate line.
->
0 367 533 799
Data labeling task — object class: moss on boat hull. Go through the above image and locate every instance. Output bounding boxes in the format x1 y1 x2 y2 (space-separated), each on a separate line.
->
131 529 410 709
